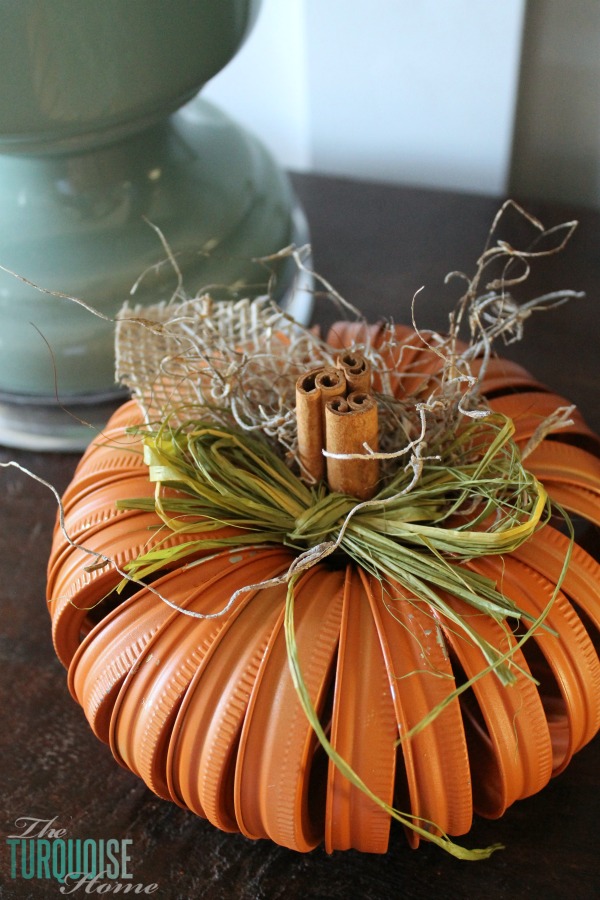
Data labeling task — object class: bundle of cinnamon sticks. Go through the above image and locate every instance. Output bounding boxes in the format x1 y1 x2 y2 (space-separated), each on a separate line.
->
295 352 379 500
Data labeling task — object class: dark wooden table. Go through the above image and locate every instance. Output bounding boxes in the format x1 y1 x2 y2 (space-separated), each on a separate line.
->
1 173 599 898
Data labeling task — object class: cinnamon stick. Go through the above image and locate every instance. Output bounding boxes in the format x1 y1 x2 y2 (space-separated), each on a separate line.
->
296 366 346 483
325 391 379 499
335 351 371 393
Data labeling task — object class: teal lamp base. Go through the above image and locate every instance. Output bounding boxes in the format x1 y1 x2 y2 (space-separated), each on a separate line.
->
0 1 311 450
0 98 311 450
0 391 126 453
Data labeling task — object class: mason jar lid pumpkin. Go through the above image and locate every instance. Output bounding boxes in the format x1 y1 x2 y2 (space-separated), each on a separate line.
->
47 204 600 859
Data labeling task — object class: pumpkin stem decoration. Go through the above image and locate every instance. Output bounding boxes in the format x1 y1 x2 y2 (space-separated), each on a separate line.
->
295 355 379 498
46 201 600 860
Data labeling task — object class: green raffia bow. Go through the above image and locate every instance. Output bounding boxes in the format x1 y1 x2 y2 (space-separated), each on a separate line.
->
119 416 550 686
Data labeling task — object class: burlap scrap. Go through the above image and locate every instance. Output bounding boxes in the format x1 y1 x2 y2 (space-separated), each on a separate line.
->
114 295 328 449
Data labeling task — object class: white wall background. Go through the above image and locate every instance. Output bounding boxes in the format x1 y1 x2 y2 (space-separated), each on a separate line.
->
204 0 600 208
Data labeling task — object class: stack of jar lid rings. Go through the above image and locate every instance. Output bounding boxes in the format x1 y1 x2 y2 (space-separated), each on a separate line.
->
47 324 600 853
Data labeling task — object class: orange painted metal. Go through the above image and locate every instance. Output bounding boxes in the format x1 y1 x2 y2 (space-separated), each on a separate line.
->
45 324 600 853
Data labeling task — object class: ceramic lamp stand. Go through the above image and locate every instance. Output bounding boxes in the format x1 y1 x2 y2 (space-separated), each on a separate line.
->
0 1 309 450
